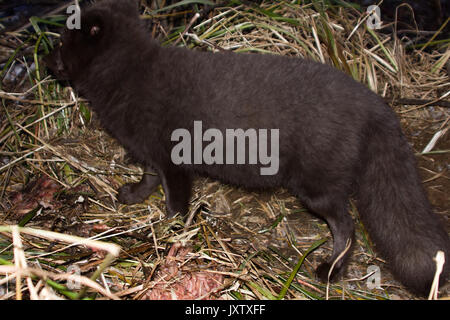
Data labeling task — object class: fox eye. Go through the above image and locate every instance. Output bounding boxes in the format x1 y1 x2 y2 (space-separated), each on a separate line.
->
90 25 100 36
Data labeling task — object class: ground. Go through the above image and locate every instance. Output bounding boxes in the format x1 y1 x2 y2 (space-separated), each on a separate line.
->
0 0 449 300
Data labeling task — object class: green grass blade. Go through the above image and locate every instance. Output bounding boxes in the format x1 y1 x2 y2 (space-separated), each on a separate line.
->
277 238 327 300
150 0 215 14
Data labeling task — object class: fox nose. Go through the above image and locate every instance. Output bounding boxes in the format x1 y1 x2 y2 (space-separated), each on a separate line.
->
43 48 68 80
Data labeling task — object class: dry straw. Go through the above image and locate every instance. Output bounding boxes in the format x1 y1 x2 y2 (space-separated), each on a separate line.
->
0 0 449 300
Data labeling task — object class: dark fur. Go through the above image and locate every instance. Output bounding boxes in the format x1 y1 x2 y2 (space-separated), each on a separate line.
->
45 0 450 296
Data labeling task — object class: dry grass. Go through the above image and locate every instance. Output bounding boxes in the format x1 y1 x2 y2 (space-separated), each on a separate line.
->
0 0 449 300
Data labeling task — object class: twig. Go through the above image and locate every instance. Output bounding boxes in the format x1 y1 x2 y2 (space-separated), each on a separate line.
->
0 146 45 173
428 251 445 300
326 238 352 300
0 91 84 106
174 12 201 45
385 94 450 110
11 1 73 34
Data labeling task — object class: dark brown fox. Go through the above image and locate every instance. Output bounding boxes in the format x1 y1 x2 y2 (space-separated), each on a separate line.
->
44 0 449 296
